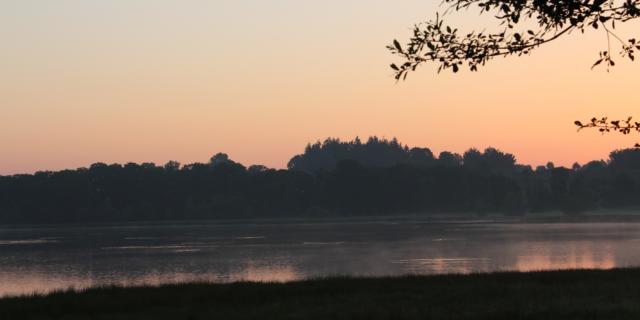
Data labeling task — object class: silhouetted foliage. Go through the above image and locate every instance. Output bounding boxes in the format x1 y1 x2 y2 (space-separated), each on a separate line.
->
609 148 640 169
389 0 640 78
575 117 640 147
438 151 463 167
1 138 640 224
462 147 516 173
388 2 640 143
287 137 431 173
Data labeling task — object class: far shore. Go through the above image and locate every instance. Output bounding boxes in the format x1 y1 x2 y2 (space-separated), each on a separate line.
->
2 208 640 229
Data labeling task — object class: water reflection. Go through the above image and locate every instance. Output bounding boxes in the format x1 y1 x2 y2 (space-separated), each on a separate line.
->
229 262 300 283
515 242 616 271
0 221 639 297
391 258 490 274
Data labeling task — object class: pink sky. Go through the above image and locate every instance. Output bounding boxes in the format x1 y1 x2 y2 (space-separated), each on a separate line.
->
2 1 639 174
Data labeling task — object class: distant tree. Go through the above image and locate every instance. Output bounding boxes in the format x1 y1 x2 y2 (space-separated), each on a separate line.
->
5 140 640 224
463 147 516 172
572 162 582 171
287 137 415 173
483 147 517 170
210 153 233 166
546 162 556 170
164 161 181 171
463 148 484 169
248 165 269 174
409 147 436 164
608 148 640 169
582 159 608 172
607 172 636 205
437 151 463 166
140 163 157 169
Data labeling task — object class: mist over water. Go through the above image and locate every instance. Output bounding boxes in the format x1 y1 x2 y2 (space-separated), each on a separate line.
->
1 220 639 297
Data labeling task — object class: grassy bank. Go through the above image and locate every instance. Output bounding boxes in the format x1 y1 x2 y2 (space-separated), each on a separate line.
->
3 269 640 320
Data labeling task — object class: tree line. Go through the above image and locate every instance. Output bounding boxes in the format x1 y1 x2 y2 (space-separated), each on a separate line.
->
1 137 639 224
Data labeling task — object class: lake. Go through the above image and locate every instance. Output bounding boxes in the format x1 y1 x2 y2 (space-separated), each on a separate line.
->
1 219 639 297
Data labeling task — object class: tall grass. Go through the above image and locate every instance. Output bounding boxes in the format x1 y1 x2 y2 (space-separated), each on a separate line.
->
2 269 640 320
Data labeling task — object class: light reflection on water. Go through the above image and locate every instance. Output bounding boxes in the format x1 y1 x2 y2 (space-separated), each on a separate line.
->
515 242 617 271
0 221 639 297
391 258 492 274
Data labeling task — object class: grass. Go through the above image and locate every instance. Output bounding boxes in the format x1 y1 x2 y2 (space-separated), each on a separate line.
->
2 268 640 320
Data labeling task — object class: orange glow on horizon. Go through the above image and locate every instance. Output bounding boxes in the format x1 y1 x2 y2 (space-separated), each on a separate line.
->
2 1 639 175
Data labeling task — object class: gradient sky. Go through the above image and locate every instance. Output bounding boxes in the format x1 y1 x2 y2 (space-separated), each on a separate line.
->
2 1 639 175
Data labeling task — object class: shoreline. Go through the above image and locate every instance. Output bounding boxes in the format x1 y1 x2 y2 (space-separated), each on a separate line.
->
3 209 640 230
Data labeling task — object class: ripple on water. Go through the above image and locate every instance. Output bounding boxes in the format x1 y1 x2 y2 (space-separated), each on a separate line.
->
0 239 59 245
391 258 490 264
302 242 345 246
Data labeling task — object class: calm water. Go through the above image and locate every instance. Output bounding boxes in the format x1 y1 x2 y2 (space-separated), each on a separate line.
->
1 220 640 297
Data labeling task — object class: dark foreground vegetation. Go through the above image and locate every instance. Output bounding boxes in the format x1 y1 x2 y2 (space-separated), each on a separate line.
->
3 269 640 320
2 137 640 224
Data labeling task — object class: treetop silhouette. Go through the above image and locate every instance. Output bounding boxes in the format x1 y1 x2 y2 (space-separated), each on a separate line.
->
3 138 640 223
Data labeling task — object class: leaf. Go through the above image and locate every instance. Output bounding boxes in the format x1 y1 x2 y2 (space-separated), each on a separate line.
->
591 59 603 69
593 0 607 8
393 40 403 53
390 64 399 71
574 121 583 127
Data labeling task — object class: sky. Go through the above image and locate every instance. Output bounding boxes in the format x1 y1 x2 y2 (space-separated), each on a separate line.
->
2 0 639 175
